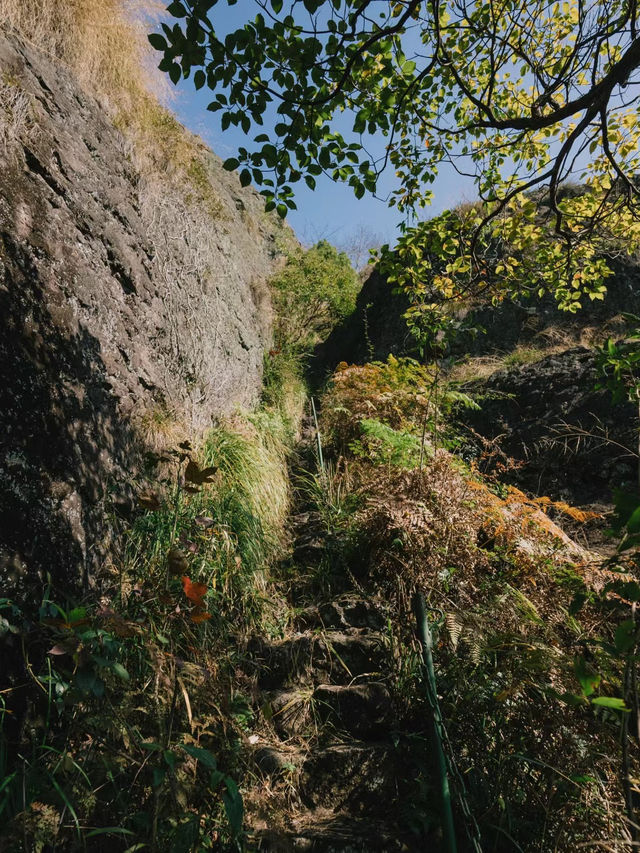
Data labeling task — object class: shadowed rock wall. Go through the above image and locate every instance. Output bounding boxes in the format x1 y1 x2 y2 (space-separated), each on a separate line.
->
0 32 289 599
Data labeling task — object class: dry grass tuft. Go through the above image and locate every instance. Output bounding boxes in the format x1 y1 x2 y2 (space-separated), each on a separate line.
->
133 402 190 454
448 317 632 384
0 73 33 152
0 0 167 110
0 0 224 199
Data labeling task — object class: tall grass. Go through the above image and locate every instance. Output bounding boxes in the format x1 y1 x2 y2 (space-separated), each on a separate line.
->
202 417 290 564
0 0 217 187
124 413 291 636
261 349 307 442
0 0 165 110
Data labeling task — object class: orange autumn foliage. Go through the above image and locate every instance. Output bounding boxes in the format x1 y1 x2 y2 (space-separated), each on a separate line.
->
181 576 207 606
181 576 211 622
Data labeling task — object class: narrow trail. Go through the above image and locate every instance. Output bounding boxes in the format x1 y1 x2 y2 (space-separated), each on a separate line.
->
244 413 435 852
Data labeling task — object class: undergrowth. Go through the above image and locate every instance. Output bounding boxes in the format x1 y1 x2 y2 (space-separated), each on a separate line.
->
310 354 637 849
0 351 303 852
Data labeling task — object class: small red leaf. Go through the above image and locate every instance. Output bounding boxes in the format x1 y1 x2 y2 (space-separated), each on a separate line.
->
181 576 207 606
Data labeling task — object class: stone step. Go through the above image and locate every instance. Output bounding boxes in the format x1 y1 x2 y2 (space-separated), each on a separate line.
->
313 682 391 738
253 744 304 775
294 596 388 633
250 740 410 813
251 814 414 851
289 511 324 534
293 537 327 563
263 688 314 738
249 631 389 690
263 681 391 740
300 743 411 813
248 739 436 848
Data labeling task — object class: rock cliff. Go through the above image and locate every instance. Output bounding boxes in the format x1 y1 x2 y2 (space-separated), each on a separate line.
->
0 32 290 600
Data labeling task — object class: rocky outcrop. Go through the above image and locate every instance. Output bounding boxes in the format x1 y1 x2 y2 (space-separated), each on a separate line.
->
314 267 412 374
462 348 637 506
0 32 290 598
317 255 640 372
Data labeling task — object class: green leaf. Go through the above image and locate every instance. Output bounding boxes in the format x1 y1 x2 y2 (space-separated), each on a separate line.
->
239 169 251 187
222 777 244 837
86 828 135 839
209 769 225 788
559 691 585 707
194 69 206 90
182 745 217 770
627 505 640 534
614 620 637 655
111 662 130 681
223 158 240 172
591 696 629 711
152 767 166 788
574 655 600 697
68 607 87 623
148 33 168 51
167 1 187 17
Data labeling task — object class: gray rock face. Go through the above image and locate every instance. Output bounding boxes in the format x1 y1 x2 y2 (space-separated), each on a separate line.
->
464 347 637 504
0 32 289 598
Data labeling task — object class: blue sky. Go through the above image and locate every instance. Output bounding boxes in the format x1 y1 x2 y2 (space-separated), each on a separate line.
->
160 4 477 254
171 83 476 250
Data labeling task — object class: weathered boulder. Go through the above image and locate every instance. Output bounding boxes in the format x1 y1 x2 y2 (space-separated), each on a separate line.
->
295 596 388 632
0 32 290 599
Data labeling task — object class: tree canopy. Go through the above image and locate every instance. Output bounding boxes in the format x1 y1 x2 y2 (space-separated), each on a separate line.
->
151 0 640 312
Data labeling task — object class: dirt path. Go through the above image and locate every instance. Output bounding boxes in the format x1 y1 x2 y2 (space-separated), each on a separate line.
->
242 416 436 851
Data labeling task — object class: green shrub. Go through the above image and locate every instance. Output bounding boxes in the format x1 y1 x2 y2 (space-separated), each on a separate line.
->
349 418 423 469
270 240 360 351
